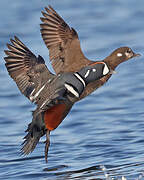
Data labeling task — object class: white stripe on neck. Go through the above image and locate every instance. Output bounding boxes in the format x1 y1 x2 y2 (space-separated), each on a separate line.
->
103 63 110 75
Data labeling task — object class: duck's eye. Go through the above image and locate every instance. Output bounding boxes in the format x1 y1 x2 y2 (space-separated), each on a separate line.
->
125 48 133 57
126 49 132 54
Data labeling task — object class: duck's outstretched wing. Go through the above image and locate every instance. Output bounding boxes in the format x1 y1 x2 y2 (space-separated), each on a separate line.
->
4 36 54 101
40 5 91 74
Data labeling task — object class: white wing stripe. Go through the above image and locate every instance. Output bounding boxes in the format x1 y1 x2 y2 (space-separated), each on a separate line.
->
30 84 46 101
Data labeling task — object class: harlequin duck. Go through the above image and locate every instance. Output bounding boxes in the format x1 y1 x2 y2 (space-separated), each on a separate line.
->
4 37 113 161
4 6 140 162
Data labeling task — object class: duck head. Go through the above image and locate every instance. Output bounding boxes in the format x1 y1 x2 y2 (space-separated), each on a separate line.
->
104 47 141 70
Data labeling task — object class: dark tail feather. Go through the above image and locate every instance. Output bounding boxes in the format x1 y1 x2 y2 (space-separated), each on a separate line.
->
20 111 51 162
21 111 46 155
21 123 44 155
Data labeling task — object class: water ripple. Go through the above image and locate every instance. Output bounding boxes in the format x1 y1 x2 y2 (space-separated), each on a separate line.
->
0 0 144 179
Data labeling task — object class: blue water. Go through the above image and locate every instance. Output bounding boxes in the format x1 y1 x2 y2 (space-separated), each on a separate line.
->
0 0 144 179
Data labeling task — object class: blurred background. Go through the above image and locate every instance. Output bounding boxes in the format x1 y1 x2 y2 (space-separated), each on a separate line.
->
0 0 144 179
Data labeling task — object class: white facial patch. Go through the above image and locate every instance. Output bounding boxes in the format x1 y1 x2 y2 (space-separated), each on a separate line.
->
65 83 79 98
117 53 123 57
125 52 129 57
125 51 132 58
103 63 110 75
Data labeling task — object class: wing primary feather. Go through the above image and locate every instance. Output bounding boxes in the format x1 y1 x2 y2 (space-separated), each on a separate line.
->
4 36 53 101
40 6 90 74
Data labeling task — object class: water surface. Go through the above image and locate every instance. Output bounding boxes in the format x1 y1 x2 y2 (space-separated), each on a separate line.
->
0 0 144 179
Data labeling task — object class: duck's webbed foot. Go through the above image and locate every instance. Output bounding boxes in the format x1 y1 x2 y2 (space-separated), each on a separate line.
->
45 130 50 163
